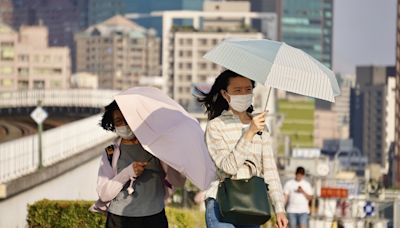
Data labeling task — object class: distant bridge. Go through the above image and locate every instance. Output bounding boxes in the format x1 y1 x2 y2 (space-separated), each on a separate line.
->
0 90 123 193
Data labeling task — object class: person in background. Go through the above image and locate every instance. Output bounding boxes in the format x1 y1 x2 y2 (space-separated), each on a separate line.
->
283 166 313 228
197 69 288 228
91 100 185 228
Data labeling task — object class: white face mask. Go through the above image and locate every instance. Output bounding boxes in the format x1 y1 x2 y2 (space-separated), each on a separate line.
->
115 125 135 140
227 94 253 112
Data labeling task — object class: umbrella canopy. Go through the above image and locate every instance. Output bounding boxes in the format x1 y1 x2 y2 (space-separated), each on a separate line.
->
204 38 340 102
115 87 216 190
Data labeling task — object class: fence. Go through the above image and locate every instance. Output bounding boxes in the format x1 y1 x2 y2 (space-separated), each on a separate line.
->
0 89 119 108
0 115 115 183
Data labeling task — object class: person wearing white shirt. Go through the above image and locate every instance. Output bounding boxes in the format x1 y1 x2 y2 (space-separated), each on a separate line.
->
283 167 313 228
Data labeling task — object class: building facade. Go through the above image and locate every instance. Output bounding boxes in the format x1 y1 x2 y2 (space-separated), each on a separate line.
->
171 31 263 108
332 74 355 139
394 0 400 188
156 4 277 102
314 110 340 148
250 0 282 40
0 0 13 26
0 23 70 91
75 15 160 90
122 0 204 35
350 66 395 168
11 0 89 72
282 0 333 68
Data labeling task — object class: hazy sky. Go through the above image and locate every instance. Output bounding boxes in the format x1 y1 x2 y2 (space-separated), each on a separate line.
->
333 0 397 74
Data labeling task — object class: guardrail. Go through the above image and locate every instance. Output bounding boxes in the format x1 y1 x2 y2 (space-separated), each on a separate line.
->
0 89 120 108
0 115 115 183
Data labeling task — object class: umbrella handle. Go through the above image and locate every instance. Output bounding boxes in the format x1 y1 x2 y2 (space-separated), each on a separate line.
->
257 87 272 136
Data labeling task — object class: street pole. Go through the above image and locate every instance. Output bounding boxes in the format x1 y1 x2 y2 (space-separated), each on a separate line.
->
37 100 43 169
30 99 48 169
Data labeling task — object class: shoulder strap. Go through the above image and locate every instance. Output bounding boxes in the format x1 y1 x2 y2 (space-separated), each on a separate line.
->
104 144 114 166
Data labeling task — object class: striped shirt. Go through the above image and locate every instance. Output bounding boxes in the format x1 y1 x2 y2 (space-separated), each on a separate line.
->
204 110 286 213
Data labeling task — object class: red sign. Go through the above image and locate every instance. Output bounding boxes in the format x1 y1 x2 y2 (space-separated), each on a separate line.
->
320 187 348 198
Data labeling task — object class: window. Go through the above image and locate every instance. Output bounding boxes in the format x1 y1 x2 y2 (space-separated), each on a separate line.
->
199 39 207 45
18 80 29 89
33 55 40 63
1 79 13 88
50 80 61 88
0 48 14 61
0 42 14 47
0 66 13 75
33 80 45 89
18 67 29 76
43 55 51 63
54 55 63 62
18 55 29 62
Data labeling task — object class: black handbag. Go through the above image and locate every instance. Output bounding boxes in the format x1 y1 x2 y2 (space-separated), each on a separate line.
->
216 161 271 225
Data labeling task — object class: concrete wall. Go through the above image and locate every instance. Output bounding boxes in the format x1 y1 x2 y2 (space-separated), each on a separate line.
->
0 157 100 228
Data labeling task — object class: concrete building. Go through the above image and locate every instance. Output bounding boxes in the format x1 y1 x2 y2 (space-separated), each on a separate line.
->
332 74 355 139
11 0 89 72
0 23 70 91
70 72 98 89
395 0 400 188
122 0 204 35
75 15 161 90
282 0 333 68
250 0 282 40
149 2 277 107
385 73 396 178
350 66 395 168
314 110 339 148
0 0 13 26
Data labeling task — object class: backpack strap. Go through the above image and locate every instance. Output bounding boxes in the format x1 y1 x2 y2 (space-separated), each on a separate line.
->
105 144 114 166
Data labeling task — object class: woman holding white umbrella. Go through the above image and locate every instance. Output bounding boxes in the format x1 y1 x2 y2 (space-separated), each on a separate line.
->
91 100 185 228
198 70 288 228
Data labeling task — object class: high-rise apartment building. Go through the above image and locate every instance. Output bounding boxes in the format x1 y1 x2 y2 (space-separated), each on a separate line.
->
350 66 395 167
157 1 276 108
332 74 355 139
11 0 89 72
282 0 333 68
314 110 339 148
0 23 70 91
250 0 282 40
75 15 160 90
0 0 13 26
122 0 204 35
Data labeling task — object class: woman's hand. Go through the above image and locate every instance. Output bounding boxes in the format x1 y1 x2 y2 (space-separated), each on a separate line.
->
244 112 266 140
275 212 288 228
132 161 147 177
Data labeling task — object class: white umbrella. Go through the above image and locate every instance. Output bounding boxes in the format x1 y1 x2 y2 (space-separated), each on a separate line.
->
204 38 340 103
115 87 216 190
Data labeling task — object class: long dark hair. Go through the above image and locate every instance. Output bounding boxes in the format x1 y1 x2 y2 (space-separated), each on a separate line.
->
196 69 255 120
100 100 119 131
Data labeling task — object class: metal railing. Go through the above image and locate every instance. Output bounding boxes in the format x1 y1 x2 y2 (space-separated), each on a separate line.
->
0 89 120 108
0 115 115 183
